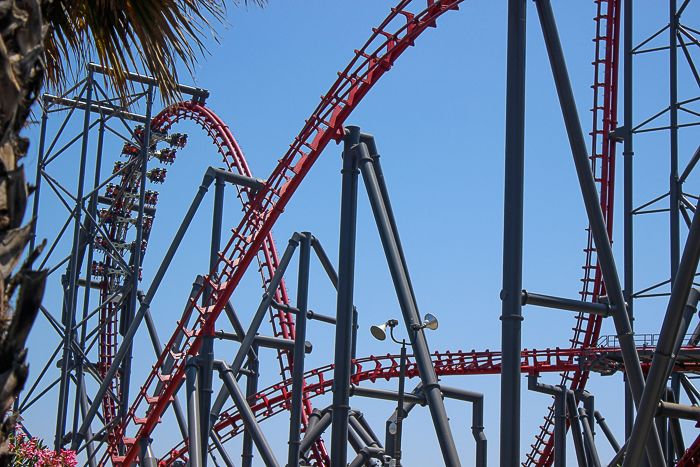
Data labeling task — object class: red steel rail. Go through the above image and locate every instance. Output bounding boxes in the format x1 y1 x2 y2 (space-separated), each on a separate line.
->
159 343 700 466
101 2 464 466
525 1 621 466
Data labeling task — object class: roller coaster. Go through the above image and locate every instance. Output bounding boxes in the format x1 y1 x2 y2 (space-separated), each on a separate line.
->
20 1 700 466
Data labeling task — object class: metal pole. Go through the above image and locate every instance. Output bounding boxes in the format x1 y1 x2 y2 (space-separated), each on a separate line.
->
394 341 407 463
210 432 235 467
288 232 310 467
567 392 588 467
623 204 700 467
623 0 635 441
71 115 106 442
357 145 460 466
330 126 360 467
186 358 203 467
579 408 601 467
528 376 566 467
55 73 93 451
501 1 527 465
198 174 226 467
215 360 279 467
29 96 48 253
594 411 620 453
670 0 680 283
534 1 665 464
241 342 259 467
141 299 188 439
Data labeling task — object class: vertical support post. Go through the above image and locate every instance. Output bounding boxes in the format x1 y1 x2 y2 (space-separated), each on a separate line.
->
199 174 226 466
241 342 259 467
534 0 665 464
120 83 154 428
670 0 680 283
55 72 93 451
623 0 635 440
579 408 601 467
330 126 360 467
567 392 588 467
528 376 566 467
501 1 527 466
71 116 106 440
29 96 48 253
288 232 310 467
394 341 407 463
186 357 203 467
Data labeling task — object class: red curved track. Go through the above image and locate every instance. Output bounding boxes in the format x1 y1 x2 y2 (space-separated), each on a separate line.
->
101 2 464 466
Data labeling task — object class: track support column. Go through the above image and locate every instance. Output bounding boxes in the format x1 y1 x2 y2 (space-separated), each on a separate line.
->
330 126 360 467
500 1 527 466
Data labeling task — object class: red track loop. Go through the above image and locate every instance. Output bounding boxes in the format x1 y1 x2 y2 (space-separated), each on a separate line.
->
102 2 465 466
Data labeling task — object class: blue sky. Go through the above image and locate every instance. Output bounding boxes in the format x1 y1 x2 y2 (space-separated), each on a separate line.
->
19 1 700 465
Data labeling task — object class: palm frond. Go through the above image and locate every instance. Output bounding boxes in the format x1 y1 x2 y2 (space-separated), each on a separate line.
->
43 0 266 104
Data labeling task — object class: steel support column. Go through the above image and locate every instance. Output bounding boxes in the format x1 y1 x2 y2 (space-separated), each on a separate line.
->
330 126 360 467
287 232 310 467
501 1 527 466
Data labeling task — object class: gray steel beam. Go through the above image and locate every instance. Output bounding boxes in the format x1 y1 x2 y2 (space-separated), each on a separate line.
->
623 208 700 466
288 232 311 467
215 360 279 467
594 411 620 453
349 384 426 406
566 392 588 467
241 343 259 467
213 330 311 353
357 143 460 466
528 376 566 467
579 408 601 467
89 63 209 101
534 0 665 464
501 1 527 465
522 290 616 316
623 0 635 440
301 410 332 459
209 234 300 425
330 126 361 467
43 95 147 123
186 358 203 467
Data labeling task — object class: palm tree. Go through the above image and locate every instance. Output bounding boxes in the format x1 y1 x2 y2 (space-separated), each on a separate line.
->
0 0 263 464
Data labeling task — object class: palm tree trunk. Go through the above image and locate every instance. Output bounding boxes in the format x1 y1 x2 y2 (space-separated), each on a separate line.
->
0 0 48 465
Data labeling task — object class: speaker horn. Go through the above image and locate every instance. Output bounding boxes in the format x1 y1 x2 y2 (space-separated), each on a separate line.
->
422 313 438 331
370 323 388 341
